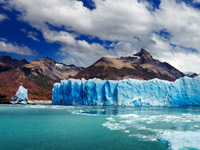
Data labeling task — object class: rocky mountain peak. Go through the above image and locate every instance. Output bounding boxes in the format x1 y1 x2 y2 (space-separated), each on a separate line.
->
45 57 54 61
0 56 28 65
39 57 55 63
0 56 28 72
75 49 185 81
134 49 153 59
21 59 29 64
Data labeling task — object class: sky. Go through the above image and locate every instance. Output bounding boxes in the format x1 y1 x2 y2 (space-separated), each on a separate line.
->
0 0 200 73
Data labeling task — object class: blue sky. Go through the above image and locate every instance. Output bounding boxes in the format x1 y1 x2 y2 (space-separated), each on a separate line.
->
0 0 200 73
0 2 61 61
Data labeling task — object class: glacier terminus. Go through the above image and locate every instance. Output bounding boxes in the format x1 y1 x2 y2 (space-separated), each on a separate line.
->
52 76 200 107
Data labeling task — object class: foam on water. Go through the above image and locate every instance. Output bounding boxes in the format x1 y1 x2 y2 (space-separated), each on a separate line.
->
129 134 158 141
102 112 200 149
124 130 130 133
25 104 103 116
25 104 74 110
102 122 126 130
25 105 49 109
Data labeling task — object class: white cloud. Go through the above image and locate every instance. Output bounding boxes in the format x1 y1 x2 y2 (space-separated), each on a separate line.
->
146 33 200 73
193 0 200 4
6 0 151 41
0 39 35 55
0 14 7 21
20 28 39 41
43 30 76 46
43 29 118 66
27 32 39 41
154 0 200 50
2 0 200 73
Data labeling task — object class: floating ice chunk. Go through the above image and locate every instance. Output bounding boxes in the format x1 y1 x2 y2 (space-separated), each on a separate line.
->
102 121 126 130
52 77 200 107
159 131 200 150
10 86 28 104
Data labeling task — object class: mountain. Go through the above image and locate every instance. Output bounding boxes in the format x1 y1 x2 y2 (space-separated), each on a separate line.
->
0 68 52 103
0 49 186 102
184 72 199 78
0 57 83 102
0 56 28 72
75 49 184 81
23 57 83 81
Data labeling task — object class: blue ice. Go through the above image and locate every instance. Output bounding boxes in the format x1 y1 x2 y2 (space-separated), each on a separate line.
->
52 77 200 107
10 86 28 104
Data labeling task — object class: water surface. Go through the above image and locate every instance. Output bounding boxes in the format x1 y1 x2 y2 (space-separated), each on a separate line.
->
0 105 200 150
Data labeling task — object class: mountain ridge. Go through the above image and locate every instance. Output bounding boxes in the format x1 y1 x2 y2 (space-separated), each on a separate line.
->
75 49 185 81
0 56 83 102
0 56 28 72
0 49 190 102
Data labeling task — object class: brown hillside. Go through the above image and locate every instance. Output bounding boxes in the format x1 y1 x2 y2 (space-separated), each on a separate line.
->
75 49 184 81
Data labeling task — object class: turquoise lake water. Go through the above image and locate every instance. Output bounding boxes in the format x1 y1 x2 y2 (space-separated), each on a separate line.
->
0 105 200 150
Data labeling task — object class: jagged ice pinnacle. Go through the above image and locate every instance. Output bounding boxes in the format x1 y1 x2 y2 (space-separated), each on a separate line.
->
10 86 28 104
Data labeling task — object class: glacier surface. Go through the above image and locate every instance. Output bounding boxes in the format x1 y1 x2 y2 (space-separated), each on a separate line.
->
52 77 200 106
10 86 28 104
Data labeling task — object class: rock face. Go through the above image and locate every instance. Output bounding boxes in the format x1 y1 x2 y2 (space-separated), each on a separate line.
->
75 49 184 81
10 86 28 104
52 77 200 107
23 57 83 81
0 68 52 100
185 72 199 78
0 56 83 101
0 56 28 72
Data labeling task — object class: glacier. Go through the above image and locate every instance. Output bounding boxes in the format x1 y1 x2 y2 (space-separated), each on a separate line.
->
10 86 28 104
52 76 200 107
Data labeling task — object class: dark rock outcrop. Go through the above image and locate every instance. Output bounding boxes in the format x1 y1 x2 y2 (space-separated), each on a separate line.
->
0 56 28 72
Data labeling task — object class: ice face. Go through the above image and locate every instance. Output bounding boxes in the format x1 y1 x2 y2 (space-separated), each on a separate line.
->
10 86 28 104
52 77 200 106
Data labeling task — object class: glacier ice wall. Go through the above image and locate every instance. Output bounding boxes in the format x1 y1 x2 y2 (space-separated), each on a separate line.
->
52 77 200 107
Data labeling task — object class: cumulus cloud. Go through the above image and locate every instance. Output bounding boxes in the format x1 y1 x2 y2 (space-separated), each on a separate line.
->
42 29 118 66
2 0 200 73
145 33 200 73
0 39 35 55
7 0 153 41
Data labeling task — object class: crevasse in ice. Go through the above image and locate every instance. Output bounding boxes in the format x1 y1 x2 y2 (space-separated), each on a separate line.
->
52 76 200 106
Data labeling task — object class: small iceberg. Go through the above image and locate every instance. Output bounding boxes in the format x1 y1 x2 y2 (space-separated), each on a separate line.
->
10 86 28 104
